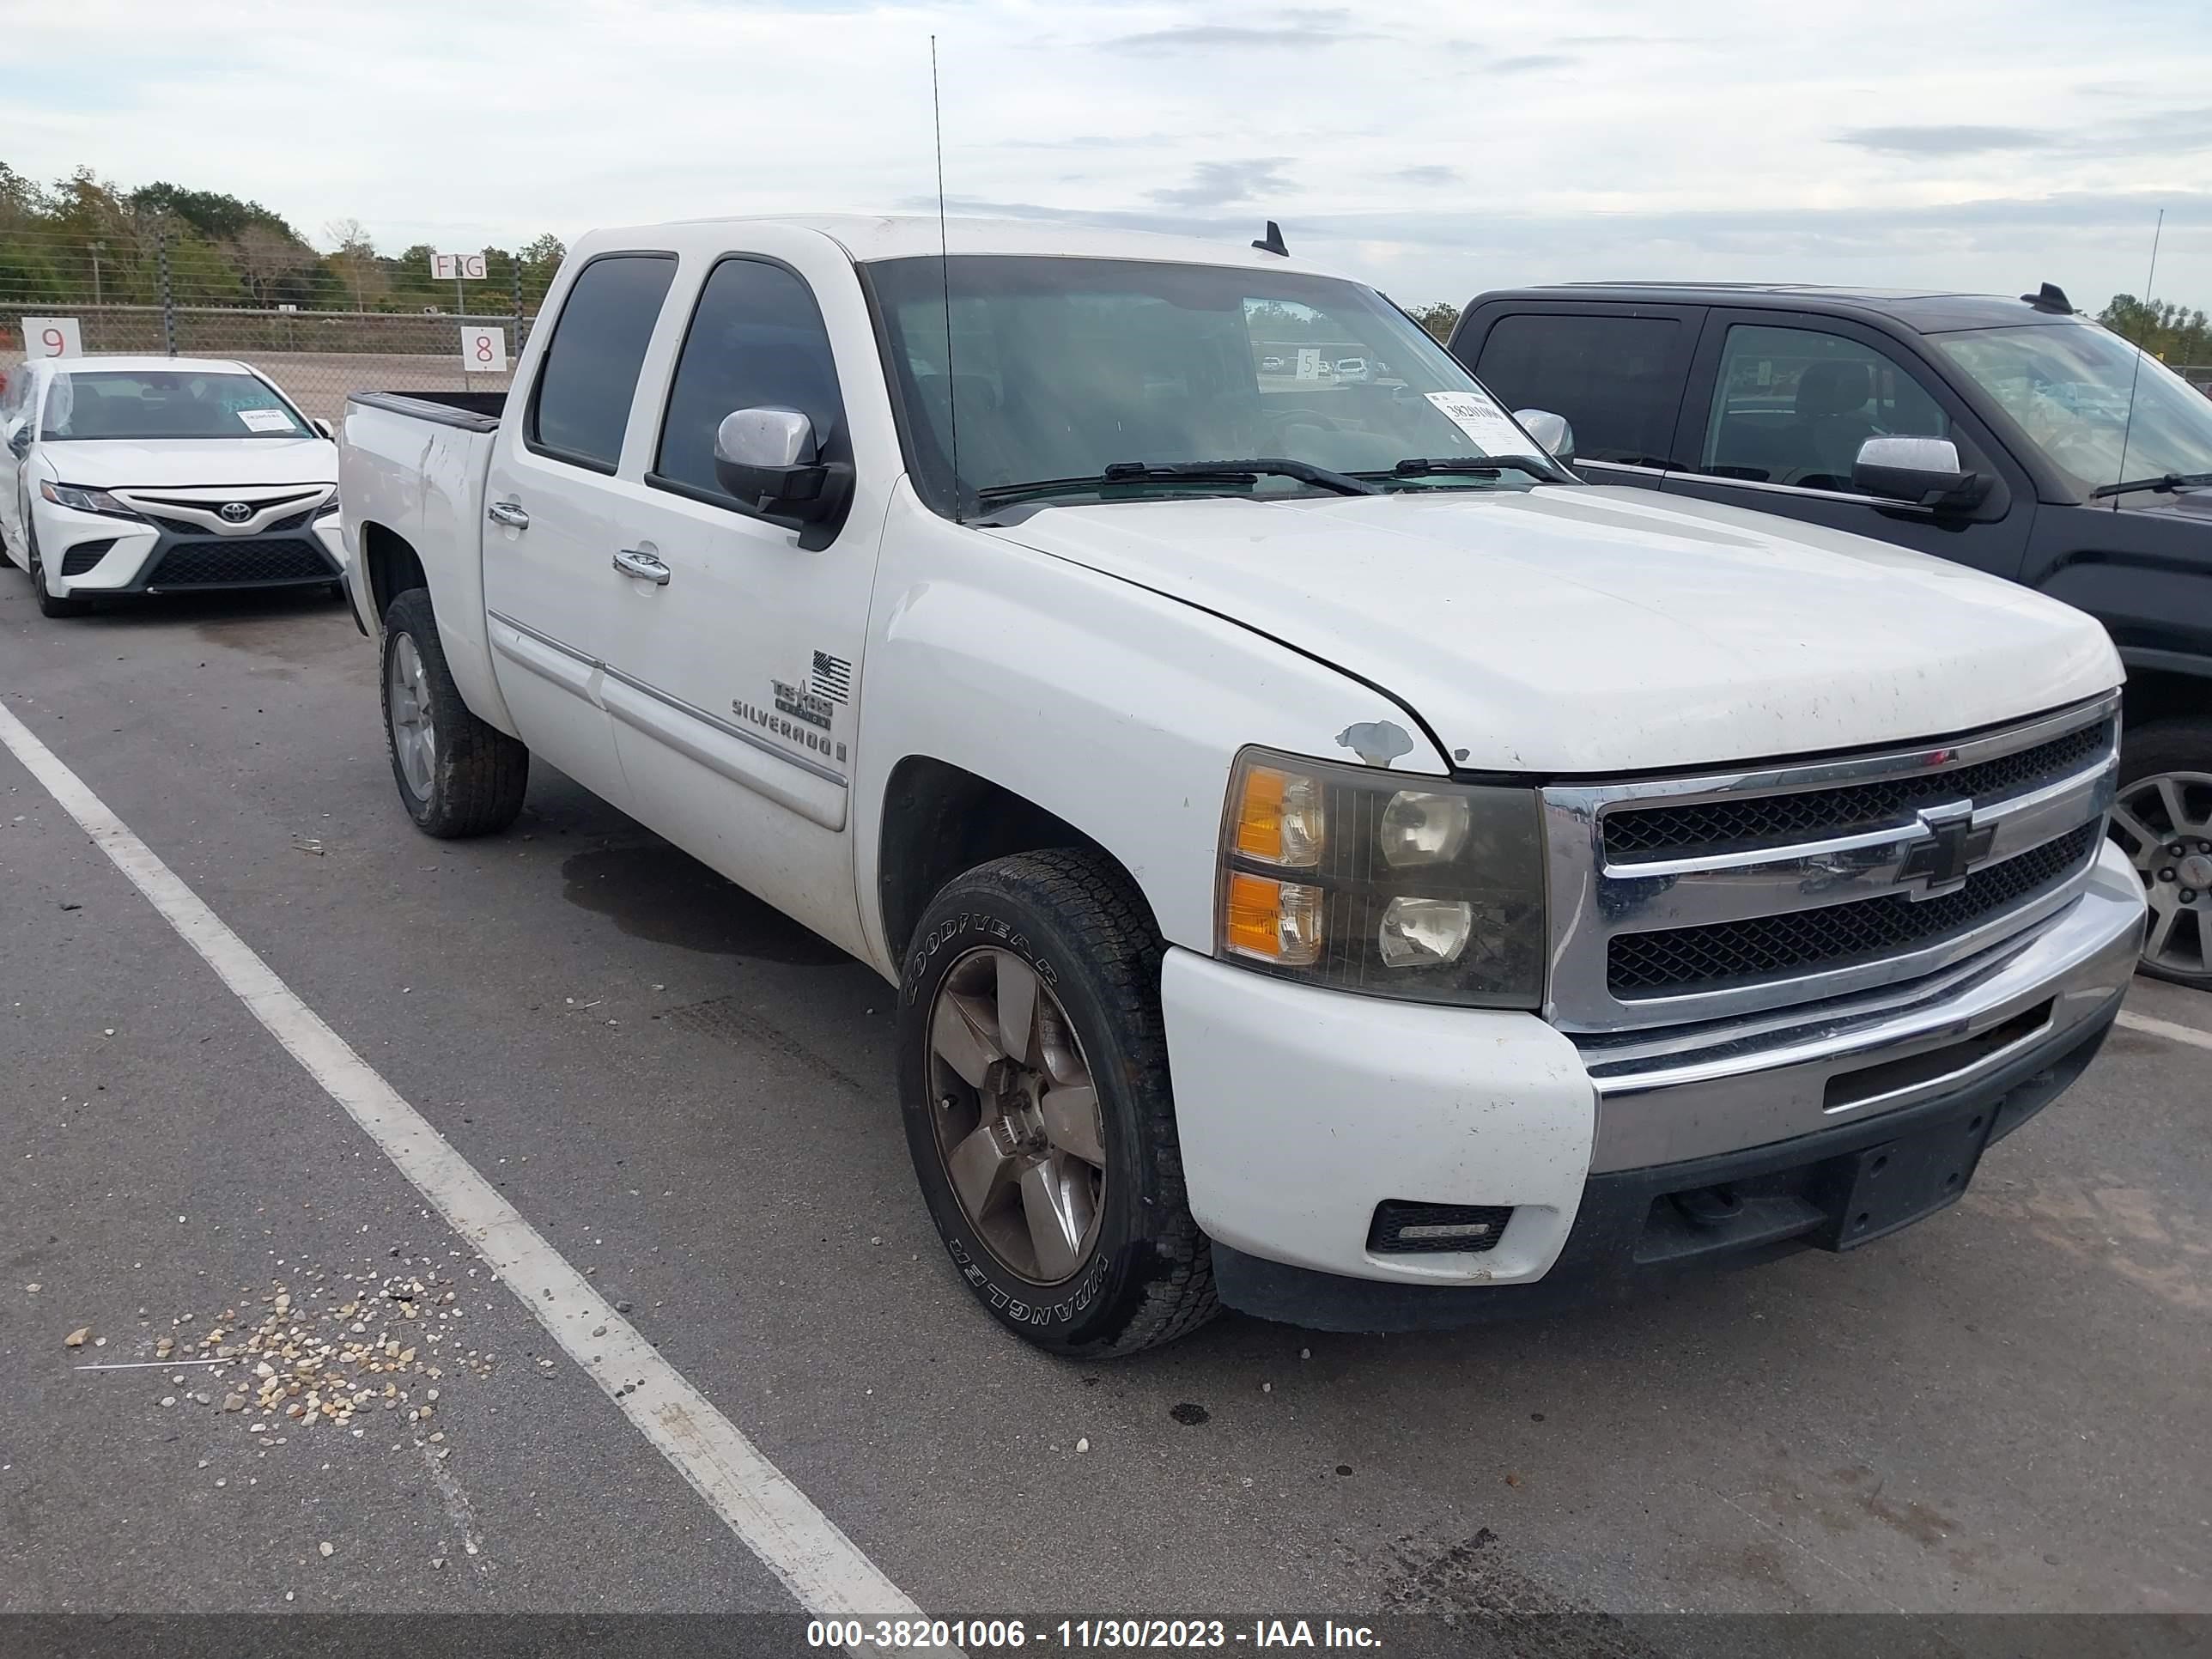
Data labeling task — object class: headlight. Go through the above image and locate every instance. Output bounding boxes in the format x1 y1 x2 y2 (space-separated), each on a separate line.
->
40 481 140 519
313 495 340 520
1216 746 1546 1007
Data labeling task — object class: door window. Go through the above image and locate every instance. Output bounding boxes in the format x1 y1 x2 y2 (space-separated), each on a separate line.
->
1698 325 1963 491
526 253 678 472
653 258 847 503
1472 313 1685 467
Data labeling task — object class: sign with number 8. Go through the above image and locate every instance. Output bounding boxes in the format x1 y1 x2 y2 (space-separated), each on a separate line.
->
460 325 507 374
21 317 83 359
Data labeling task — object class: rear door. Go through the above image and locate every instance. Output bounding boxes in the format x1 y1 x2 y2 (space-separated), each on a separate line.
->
480 249 679 805
1661 310 2035 579
1452 302 1701 490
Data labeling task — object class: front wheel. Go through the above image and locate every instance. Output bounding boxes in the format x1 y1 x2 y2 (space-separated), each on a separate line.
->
898 848 1217 1356
26 521 91 617
2109 718 2212 988
380 587 529 838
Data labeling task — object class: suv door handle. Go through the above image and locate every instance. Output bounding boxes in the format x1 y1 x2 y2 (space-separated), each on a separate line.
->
612 547 671 586
487 500 530 529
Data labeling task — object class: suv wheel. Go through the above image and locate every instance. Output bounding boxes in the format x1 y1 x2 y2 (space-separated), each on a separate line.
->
2111 720 2212 988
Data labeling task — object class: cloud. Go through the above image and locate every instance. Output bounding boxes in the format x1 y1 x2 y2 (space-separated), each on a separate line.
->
1453 51 1575 74
1103 9 1373 51
1392 165 1461 186
1147 159 1295 209
1838 125 2052 156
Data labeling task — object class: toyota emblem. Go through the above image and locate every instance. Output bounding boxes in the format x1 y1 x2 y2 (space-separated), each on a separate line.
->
218 501 252 524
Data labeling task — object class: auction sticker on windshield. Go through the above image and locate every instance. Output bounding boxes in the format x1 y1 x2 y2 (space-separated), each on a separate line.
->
1425 391 1525 453
238 408 294 433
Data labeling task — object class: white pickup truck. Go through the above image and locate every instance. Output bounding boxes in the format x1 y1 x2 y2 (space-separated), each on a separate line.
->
338 216 2146 1353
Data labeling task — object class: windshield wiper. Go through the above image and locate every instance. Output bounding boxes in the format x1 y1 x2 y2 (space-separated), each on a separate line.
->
1360 455 1574 486
972 457 1380 507
2089 470 2212 500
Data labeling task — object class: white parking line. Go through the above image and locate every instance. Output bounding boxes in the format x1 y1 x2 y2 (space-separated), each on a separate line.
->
2117 1010 2212 1054
0 702 945 1638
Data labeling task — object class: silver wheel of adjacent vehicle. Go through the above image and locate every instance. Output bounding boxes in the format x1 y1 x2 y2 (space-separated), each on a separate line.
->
925 945 1107 1285
386 632 438 803
2109 769 2212 982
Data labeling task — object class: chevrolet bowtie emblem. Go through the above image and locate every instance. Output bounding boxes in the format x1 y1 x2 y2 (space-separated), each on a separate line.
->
1897 805 1995 896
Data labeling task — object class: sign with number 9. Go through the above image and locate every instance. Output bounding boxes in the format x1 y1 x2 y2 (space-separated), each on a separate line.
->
21 317 83 358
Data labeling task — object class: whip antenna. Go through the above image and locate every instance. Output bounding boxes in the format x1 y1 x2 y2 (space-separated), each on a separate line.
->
2111 208 2164 512
932 35 962 520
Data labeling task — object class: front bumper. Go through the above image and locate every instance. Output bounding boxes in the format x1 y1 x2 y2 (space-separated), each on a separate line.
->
1162 840 2146 1327
36 501 342 595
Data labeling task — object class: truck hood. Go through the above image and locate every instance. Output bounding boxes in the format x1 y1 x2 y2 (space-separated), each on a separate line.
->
988 485 2120 774
37 437 337 490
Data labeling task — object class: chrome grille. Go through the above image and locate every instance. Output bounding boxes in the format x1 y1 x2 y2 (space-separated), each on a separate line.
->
1604 720 2112 862
1538 696 2120 1032
1607 822 2100 996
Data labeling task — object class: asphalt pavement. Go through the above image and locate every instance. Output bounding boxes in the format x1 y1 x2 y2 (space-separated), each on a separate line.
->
2 573 2208 1636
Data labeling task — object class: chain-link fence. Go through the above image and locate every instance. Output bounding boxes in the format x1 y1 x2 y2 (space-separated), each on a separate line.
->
2 222 542 422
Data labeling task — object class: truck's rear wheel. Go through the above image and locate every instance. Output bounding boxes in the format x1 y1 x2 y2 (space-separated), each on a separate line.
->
2112 719 2212 988
380 587 528 838
898 848 1217 1356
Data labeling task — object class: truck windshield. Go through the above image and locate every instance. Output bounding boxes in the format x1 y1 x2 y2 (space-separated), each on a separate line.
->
866 255 1551 514
1931 323 2212 501
40 370 312 442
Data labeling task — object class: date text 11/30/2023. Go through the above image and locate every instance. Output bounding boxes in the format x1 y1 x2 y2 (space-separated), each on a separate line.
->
806 1620 1383 1650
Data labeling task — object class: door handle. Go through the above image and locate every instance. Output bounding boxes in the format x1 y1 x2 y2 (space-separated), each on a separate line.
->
487 500 530 529
612 547 671 586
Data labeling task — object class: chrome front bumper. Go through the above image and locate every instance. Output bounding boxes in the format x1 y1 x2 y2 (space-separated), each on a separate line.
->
1577 839 2147 1172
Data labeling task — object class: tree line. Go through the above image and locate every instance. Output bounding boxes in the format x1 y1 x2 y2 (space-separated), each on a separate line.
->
0 162 564 314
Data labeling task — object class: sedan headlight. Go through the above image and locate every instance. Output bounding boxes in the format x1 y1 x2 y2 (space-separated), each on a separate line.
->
1216 746 1546 1007
40 481 140 520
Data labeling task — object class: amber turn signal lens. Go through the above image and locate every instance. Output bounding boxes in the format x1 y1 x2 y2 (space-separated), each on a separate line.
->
1233 764 1324 867
1223 871 1324 965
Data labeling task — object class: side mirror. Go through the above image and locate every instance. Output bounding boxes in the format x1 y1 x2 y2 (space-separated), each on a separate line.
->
713 407 852 544
1514 409 1575 465
6 424 29 459
1852 436 1983 509
313 417 334 440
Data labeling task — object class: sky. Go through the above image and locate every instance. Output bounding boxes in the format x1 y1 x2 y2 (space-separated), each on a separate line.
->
4 0 2210 313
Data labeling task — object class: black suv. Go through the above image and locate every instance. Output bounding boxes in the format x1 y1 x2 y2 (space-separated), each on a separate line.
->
1450 283 2212 988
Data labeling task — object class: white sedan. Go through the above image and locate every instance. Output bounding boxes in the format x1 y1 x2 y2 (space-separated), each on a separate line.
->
1 355 343 618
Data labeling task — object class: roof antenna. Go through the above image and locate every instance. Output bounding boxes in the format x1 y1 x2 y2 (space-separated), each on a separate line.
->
1252 220 1288 257
2110 208 2165 513
932 34 963 522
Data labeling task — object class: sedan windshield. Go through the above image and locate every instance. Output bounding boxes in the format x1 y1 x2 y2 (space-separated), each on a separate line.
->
40 369 312 442
1931 323 2212 500
865 255 1554 514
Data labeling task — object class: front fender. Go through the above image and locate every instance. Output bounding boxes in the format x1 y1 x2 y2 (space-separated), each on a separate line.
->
854 483 1448 967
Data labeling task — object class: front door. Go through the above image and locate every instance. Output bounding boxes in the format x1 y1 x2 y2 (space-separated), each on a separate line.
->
480 250 679 807
591 244 885 959
1662 312 2034 580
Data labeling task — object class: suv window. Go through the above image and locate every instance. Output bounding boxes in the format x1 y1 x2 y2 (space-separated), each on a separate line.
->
653 258 845 502
1472 313 1683 466
527 253 677 471
1698 324 1962 491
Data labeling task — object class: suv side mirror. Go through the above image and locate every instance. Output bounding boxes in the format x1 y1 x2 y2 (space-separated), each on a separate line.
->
713 407 853 546
1852 436 1983 510
313 417 334 440
5 422 28 459
1514 409 1575 465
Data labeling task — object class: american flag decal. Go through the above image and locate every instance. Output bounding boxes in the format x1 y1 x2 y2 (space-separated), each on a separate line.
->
810 650 853 705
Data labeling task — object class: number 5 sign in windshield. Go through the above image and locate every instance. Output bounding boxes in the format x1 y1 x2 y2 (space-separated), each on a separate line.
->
21 317 83 358
461 325 507 374
430 252 489 282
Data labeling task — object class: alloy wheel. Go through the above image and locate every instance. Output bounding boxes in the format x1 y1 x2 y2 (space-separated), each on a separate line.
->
2109 771 2212 981
925 946 1107 1284
386 633 439 802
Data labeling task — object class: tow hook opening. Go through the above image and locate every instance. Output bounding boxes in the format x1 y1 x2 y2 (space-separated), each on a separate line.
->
1669 1186 1744 1230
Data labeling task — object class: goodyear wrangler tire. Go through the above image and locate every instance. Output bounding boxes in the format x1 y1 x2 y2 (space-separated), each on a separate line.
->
380 587 529 839
898 848 1218 1355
